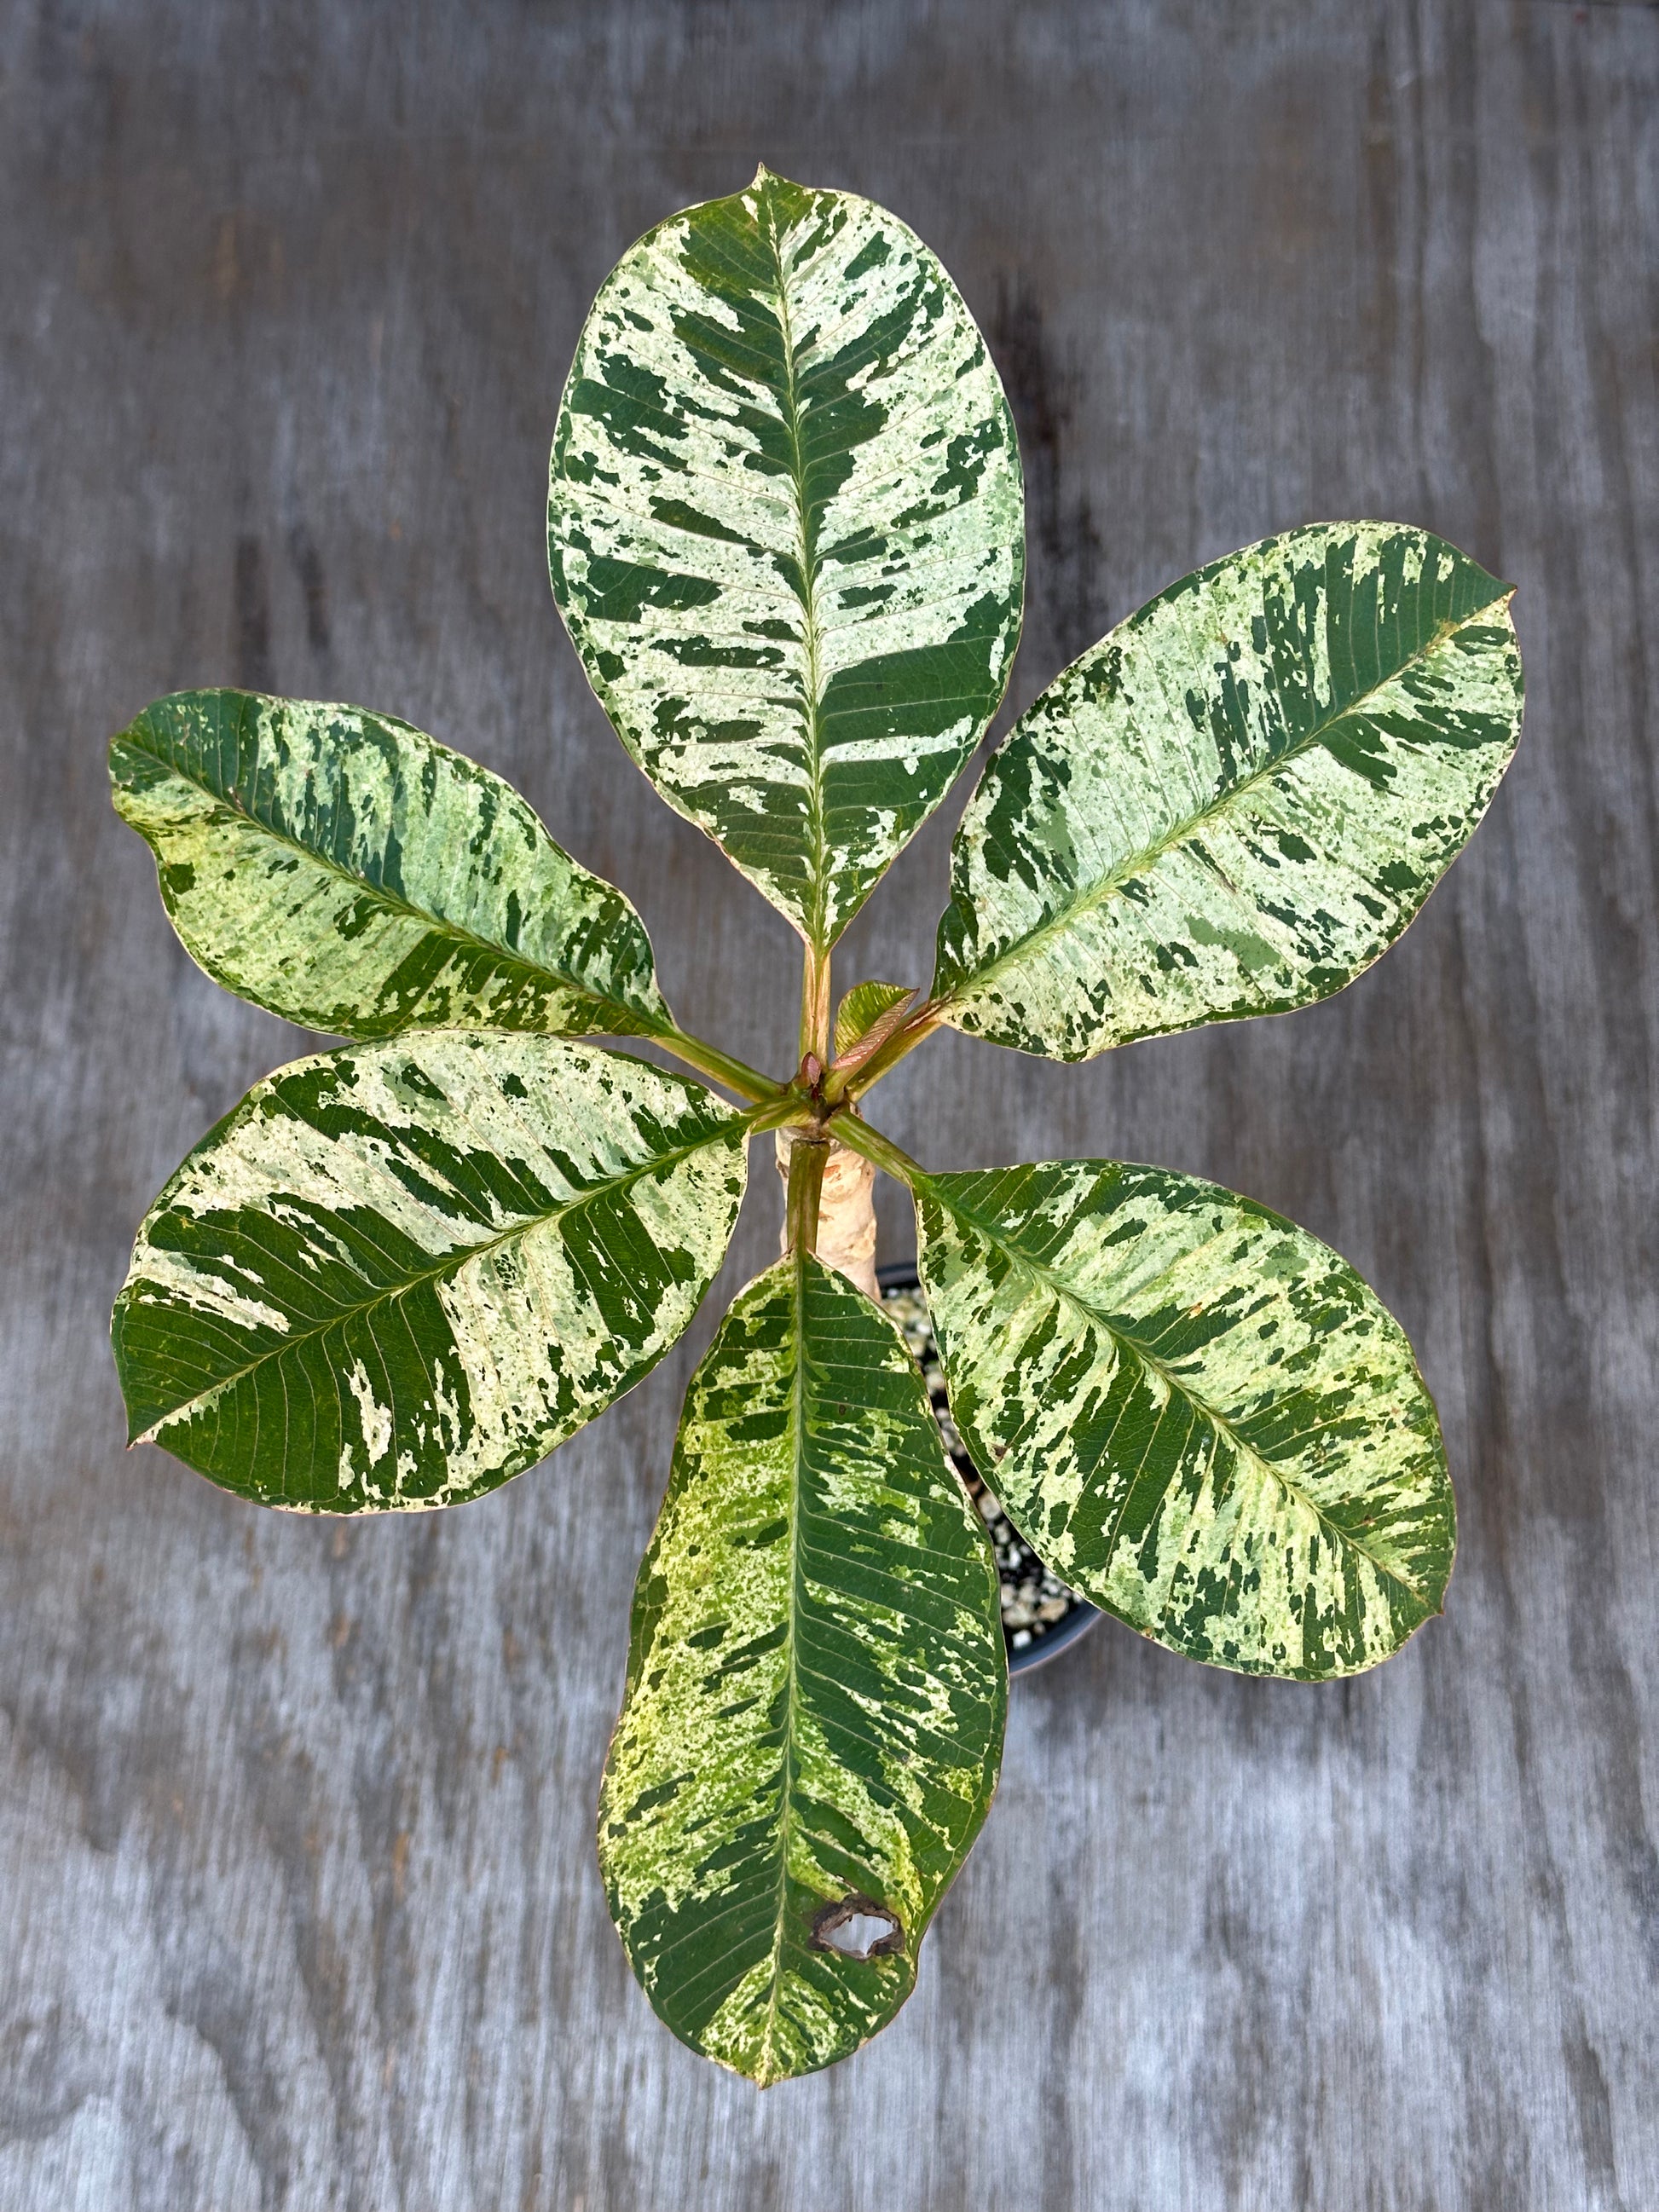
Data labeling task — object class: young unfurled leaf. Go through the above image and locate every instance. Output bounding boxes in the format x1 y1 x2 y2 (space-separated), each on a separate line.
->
932 523 1523 1058
916 1160 1454 1679
832 979 915 1064
111 690 668 1040
599 1250 1006 2084
548 167 1025 953
113 1035 747 1510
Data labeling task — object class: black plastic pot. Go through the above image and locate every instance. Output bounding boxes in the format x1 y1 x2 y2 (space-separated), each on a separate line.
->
878 1263 1099 1676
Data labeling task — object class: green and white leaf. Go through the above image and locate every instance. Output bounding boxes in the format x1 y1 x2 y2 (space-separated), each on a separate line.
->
915 1161 1453 1678
832 979 914 1061
111 689 668 1040
549 166 1024 951
600 1250 1006 2085
933 523 1523 1058
113 1035 746 1511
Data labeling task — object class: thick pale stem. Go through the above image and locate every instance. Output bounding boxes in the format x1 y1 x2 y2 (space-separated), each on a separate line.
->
776 1128 878 1298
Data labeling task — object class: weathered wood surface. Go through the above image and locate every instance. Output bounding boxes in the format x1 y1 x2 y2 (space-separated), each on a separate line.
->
3 2 1656 2203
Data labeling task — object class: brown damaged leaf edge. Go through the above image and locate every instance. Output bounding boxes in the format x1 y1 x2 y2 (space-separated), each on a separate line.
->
108 166 1520 2080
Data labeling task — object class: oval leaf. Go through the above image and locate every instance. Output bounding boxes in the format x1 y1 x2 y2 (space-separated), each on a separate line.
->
916 1161 1454 1678
549 167 1024 951
933 523 1523 1058
111 690 668 1040
599 1250 1006 2084
113 1035 747 1510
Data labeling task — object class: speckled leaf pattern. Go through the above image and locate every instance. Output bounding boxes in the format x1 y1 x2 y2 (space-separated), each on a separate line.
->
110 690 668 1040
548 167 1024 950
915 1162 1454 1678
933 523 1523 1057
599 1251 1006 2084
113 1036 747 1511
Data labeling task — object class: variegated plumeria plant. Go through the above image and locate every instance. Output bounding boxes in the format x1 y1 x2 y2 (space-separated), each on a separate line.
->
110 168 1523 2085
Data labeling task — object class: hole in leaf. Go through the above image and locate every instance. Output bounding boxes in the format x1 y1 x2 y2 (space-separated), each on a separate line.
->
810 1894 905 1961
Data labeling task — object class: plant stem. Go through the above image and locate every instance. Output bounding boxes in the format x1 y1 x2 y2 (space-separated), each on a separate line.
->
824 1111 927 1191
653 1025 787 1105
799 943 831 1068
784 1131 830 1253
749 1092 814 1135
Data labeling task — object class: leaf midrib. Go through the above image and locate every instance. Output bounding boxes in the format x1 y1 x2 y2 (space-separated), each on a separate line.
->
925 1181 1437 1612
938 592 1510 1010
759 187 830 954
755 1245 811 2088
133 1118 739 1440
118 725 664 1035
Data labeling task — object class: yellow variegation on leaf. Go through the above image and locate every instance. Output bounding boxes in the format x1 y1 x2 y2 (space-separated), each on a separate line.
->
113 1036 748 1510
549 168 1025 952
933 523 1523 1058
111 689 669 1042
599 1251 1005 2083
914 1159 1454 1679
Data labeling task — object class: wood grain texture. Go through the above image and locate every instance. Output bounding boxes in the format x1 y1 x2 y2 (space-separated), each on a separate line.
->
2 2 1656 2206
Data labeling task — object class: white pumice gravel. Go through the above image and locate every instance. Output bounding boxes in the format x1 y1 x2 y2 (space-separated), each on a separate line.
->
881 1278 1095 1668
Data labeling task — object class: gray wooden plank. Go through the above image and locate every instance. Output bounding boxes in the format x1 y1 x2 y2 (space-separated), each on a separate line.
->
2 2 1656 2206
